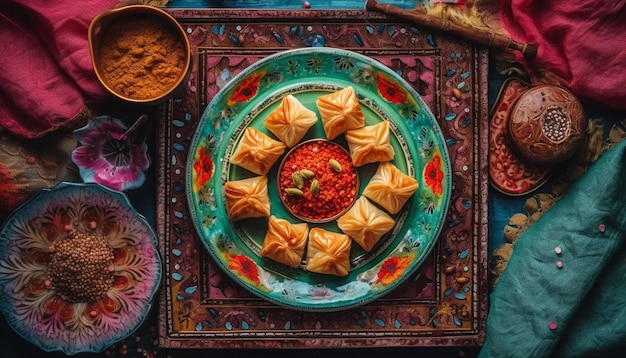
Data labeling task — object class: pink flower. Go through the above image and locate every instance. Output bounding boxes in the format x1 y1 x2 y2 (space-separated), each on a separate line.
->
72 116 150 191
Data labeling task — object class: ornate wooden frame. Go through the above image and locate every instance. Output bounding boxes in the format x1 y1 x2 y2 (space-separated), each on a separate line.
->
156 8 489 349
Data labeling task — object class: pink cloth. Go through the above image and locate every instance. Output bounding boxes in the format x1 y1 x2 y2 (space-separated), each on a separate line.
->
501 0 626 110
0 0 118 139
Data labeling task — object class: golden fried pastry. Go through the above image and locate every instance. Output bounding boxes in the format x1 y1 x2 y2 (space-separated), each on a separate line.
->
316 86 365 140
224 175 271 221
337 196 395 252
305 227 351 276
260 216 309 268
264 95 318 147
230 127 286 175
345 121 395 167
363 161 418 214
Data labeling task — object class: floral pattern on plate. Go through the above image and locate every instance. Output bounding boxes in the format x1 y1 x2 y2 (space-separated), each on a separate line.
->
0 182 162 354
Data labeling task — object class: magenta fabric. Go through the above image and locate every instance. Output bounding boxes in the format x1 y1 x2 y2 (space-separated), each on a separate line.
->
0 0 117 139
501 0 626 110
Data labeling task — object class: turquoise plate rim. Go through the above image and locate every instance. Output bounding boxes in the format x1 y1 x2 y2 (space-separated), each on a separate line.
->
186 47 451 312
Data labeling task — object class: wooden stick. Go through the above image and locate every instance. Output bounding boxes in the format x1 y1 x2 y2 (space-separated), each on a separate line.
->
365 0 537 60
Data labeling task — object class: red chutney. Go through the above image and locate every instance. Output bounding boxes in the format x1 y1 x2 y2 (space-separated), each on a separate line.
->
278 139 358 222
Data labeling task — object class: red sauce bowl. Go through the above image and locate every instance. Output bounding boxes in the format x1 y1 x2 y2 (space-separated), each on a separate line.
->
277 139 359 223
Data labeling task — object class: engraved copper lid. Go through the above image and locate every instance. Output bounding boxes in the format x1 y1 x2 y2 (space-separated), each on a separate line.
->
507 85 586 165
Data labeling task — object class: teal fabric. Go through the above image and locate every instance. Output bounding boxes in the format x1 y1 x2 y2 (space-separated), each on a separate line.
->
552 237 626 358
479 139 626 358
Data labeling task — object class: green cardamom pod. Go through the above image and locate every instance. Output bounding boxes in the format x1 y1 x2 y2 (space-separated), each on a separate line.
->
285 188 304 197
310 179 320 196
299 169 315 180
292 172 304 189
329 159 342 173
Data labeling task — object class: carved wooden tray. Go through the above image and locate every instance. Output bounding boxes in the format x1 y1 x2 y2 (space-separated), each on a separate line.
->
156 8 489 348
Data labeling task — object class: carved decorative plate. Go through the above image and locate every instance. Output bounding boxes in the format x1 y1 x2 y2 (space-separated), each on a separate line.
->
0 182 162 354
489 77 553 195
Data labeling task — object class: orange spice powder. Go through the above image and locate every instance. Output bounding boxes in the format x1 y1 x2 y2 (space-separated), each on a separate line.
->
98 16 186 100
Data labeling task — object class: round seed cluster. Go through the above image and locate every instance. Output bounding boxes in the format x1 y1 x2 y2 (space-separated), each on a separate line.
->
541 106 571 143
48 230 115 303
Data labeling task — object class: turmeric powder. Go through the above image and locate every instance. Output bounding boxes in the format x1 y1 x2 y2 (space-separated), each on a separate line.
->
98 16 187 100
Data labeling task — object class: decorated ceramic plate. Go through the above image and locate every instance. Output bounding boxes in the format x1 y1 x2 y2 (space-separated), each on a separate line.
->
187 47 451 312
0 182 162 354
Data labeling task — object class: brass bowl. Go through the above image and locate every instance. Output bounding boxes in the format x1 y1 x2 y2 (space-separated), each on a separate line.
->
88 5 191 104
277 139 360 224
